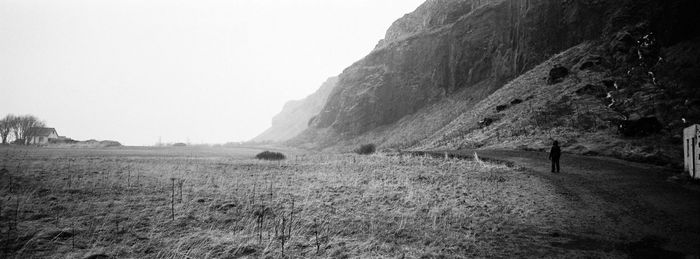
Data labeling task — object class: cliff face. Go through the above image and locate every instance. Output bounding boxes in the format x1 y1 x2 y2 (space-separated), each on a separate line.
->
284 0 700 165
378 0 479 47
308 0 617 141
252 77 338 142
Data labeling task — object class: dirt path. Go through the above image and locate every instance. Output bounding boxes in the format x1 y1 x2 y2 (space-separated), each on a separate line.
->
412 149 700 257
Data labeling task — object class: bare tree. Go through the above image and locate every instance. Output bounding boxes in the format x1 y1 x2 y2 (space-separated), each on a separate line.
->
10 116 21 142
13 115 46 145
0 114 17 144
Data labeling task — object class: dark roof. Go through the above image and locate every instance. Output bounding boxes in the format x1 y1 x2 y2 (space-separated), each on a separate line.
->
27 127 58 137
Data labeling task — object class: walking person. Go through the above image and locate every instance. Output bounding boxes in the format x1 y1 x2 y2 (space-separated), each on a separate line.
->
549 141 561 173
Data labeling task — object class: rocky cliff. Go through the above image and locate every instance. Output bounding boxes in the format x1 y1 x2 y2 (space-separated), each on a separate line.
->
286 0 700 165
297 0 621 143
252 77 338 142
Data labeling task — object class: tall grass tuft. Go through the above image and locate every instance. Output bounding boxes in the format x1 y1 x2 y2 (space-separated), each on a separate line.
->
473 152 487 167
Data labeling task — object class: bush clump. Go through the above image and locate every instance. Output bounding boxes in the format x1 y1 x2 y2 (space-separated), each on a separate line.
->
354 144 376 155
255 151 286 161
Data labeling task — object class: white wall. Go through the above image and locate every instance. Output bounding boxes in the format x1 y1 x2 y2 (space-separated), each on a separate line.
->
685 125 700 179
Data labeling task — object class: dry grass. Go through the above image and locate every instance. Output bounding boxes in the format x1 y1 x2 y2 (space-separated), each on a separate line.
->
0 146 622 258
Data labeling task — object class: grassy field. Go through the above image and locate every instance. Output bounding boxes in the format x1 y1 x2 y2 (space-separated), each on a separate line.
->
0 146 627 258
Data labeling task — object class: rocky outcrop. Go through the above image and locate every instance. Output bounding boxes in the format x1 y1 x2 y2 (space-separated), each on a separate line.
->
252 77 338 142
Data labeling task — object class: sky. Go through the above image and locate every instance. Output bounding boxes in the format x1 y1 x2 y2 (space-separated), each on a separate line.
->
0 0 425 146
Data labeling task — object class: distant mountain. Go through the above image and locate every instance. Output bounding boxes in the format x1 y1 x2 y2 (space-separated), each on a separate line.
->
252 76 338 142
273 0 700 165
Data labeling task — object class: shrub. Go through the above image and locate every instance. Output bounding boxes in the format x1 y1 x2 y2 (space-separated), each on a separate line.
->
354 144 376 155
255 151 286 161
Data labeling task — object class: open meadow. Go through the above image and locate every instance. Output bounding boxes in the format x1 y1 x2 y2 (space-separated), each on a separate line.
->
0 146 675 258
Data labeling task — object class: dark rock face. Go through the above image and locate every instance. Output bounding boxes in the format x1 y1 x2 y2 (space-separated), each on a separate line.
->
617 117 663 137
309 0 618 140
576 84 608 98
548 65 570 84
595 10 700 133
253 77 338 142
478 118 494 128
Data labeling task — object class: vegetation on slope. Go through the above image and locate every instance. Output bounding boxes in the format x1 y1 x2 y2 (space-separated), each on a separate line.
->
422 21 700 166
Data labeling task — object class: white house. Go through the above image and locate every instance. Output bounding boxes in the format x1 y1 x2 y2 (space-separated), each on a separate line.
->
27 127 59 145
684 124 700 179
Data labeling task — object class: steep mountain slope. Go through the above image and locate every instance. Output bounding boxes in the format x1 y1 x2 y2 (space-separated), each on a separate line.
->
293 0 622 147
252 77 338 142
286 0 700 165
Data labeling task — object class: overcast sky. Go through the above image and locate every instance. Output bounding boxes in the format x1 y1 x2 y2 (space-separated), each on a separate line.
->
0 0 424 146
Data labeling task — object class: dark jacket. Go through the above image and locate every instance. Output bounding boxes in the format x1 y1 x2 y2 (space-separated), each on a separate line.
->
549 145 561 160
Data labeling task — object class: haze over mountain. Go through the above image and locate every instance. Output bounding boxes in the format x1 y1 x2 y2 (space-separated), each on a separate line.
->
0 0 425 146
252 76 338 142
261 0 700 166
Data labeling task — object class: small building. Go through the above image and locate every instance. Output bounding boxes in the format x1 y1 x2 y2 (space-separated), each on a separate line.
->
27 127 59 145
684 124 700 179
